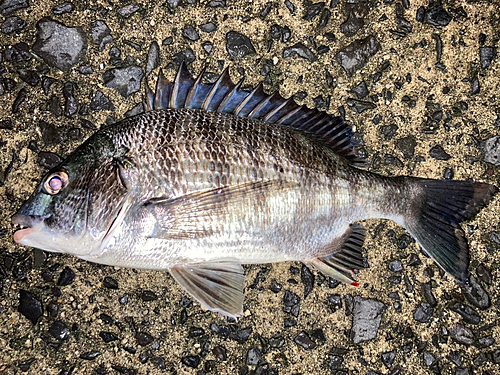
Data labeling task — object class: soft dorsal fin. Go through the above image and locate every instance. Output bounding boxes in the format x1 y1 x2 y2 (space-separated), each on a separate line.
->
144 61 364 166
307 224 367 285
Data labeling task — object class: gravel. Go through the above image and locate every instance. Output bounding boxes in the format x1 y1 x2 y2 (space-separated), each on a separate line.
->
350 297 386 344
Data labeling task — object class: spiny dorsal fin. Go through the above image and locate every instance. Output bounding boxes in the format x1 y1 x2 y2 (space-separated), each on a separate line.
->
144 62 364 166
307 224 367 286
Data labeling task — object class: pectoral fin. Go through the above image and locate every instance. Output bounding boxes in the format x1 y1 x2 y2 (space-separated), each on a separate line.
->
169 260 245 318
308 224 367 286
145 180 297 240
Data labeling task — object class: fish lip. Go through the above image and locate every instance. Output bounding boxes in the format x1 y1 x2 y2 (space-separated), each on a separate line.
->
11 213 45 243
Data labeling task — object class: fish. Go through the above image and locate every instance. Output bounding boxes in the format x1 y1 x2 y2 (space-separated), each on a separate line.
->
12 62 498 318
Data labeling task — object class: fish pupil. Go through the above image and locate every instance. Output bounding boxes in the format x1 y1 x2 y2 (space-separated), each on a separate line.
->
49 176 62 191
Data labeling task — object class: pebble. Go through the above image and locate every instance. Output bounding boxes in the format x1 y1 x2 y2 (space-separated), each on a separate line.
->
475 335 495 349
413 302 433 323
90 91 115 111
200 22 217 32
388 260 403 273
448 302 481 324
419 3 452 27
479 47 496 69
340 3 369 37
80 350 101 360
282 42 317 62
57 266 75 286
347 98 376 113
103 276 119 289
90 20 114 52
0 0 29 16
136 332 154 346
141 290 157 301
63 82 78 117
336 36 381 77
103 66 144 98
294 331 316 350
482 136 500 166
37 151 62 169
181 355 200 368
52 2 75 14
32 18 87 72
212 345 227 361
99 331 118 343
18 289 44 324
396 136 416 159
246 347 262 365
146 41 160 77
381 350 396 369
351 81 368 99
48 320 70 341
461 275 490 310
350 297 386 344
226 31 256 58
118 3 140 18
4 42 31 63
182 25 199 41
429 145 451 160
450 323 474 345
302 1 323 21
300 265 314 298
1 16 26 34
12 88 26 113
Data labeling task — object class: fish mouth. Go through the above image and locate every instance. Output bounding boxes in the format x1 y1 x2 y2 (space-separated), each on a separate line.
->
11 213 44 244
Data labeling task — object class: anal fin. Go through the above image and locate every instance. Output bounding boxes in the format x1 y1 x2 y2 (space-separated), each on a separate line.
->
307 224 367 286
169 260 245 319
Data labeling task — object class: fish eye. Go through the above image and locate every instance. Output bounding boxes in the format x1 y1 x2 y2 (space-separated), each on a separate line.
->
43 171 69 195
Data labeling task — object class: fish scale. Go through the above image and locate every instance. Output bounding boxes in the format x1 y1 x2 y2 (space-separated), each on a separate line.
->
11 63 498 318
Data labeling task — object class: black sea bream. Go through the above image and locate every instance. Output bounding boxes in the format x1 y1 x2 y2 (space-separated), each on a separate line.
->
12 63 498 317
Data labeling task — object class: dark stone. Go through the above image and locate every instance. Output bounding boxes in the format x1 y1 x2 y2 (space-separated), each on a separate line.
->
200 22 217 32
146 41 159 77
136 332 154 346
382 350 396 369
282 42 317 62
63 82 77 116
482 136 500 166
327 293 342 311
202 41 213 54
429 145 451 160
340 3 369 37
270 279 282 293
448 302 481 324
90 20 113 51
294 331 316 350
226 31 256 58
1 16 26 34
17 358 36 372
380 124 398 141
103 66 143 98
301 265 314 298
302 1 324 21
0 120 14 129
351 81 368 99
90 91 115 111
397 136 416 159
283 290 300 307
18 69 40 87
111 365 137 375
52 2 75 14
182 25 199 41
229 326 252 343
181 355 200 368
0 0 29 16
210 323 230 337
461 275 490 310
479 47 496 69
117 3 140 18
246 348 262 365
212 345 227 361
4 42 31 62
475 335 495 348
172 48 196 66
39 120 64 146
141 290 157 301
422 2 452 27
12 88 26 113
269 336 285 348
57 267 75 286
450 323 474 345
49 320 70 341
470 75 480 95
207 0 225 7
99 331 118 343
18 290 43 325
476 264 492 285
388 260 403 273
188 327 205 338
37 151 62 169
33 18 87 72
421 283 437 307
351 297 386 343
346 98 376 113
414 302 433 323
103 276 118 289
336 36 381 77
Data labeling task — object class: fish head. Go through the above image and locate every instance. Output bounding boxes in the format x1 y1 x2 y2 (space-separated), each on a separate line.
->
12 132 128 256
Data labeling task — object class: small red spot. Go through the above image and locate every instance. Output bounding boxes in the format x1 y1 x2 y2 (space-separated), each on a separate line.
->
351 282 359 287
217 188 223 194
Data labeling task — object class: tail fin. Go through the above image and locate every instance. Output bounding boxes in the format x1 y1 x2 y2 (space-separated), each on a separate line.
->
404 179 497 284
